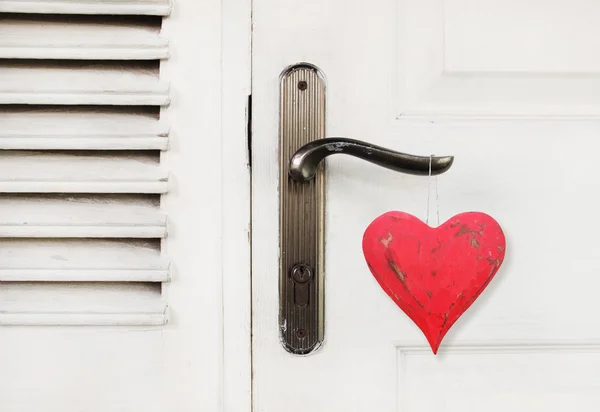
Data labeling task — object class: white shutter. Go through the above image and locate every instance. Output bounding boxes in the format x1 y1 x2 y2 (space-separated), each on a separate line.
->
0 3 170 326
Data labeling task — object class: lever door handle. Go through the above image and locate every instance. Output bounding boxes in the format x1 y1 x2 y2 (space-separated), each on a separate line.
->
278 63 455 355
289 137 454 182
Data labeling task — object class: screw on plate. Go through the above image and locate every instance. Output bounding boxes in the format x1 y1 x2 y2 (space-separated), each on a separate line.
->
290 264 313 284
298 80 308 91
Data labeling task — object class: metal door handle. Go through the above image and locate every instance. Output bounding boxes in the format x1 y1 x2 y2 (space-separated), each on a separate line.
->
279 63 455 355
289 137 454 182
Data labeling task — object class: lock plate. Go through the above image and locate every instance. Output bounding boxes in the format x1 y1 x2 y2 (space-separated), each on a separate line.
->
279 64 326 354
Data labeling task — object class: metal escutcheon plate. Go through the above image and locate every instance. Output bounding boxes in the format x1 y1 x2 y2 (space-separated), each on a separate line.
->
279 64 326 354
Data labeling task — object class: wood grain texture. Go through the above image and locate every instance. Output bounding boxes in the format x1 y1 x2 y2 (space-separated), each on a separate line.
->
0 14 168 60
397 345 600 411
0 2 173 410
0 61 169 105
0 106 168 150
0 312 167 326
158 0 251 410
0 281 165 320
396 0 600 118
0 134 169 150
0 0 251 410
0 194 166 237
363 211 505 354
0 151 168 193
0 4 171 404
0 0 172 15
0 238 169 282
0 329 165 409
252 0 600 410
220 0 253 410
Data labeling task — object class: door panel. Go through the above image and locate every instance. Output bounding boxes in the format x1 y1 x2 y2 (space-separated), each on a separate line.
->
397 0 600 117
398 346 600 411
253 1 600 411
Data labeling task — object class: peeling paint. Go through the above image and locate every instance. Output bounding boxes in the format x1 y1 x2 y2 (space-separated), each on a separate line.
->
362 211 506 354
380 231 393 248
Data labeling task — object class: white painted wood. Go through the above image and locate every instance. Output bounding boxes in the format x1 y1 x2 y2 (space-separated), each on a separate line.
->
0 41 169 62
0 239 165 271
0 15 169 60
0 195 166 237
0 0 171 15
0 329 165 411
397 344 600 411
0 106 169 150
0 0 252 410
0 5 173 410
0 312 167 326
253 0 600 411
0 61 169 105
221 0 252 410
393 0 600 118
0 269 168 282
0 151 168 193
0 281 163 311
0 223 164 238
444 0 600 72
0 90 169 106
1 104 166 132
157 0 252 410
0 134 169 150
0 181 167 193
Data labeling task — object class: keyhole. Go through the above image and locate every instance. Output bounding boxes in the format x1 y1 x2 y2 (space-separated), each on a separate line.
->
290 264 312 283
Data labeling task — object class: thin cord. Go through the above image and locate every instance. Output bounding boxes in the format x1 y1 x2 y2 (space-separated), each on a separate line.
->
426 154 441 226
426 155 432 225
435 169 440 226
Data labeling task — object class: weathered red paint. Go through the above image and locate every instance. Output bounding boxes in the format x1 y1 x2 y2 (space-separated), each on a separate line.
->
362 211 505 354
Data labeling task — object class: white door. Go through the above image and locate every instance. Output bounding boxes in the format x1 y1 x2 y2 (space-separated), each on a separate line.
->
252 1 600 411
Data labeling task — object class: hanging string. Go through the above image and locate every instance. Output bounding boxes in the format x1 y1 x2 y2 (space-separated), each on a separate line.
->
426 154 441 226
434 160 440 226
426 155 432 225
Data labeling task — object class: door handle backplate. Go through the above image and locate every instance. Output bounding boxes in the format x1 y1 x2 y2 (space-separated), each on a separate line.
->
279 64 326 354
278 63 454 355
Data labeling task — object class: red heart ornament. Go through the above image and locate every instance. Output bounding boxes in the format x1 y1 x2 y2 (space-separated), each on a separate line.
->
362 211 505 354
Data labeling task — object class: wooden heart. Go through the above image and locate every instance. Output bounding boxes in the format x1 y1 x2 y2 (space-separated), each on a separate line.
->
362 211 505 354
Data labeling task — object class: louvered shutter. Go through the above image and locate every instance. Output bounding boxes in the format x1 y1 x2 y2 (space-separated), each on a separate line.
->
0 1 171 326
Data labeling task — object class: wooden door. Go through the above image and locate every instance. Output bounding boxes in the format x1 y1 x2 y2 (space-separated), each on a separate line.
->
0 1 251 410
252 1 600 411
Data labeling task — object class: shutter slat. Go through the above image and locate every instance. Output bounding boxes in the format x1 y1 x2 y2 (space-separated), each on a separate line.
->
0 194 166 238
0 282 166 324
1 106 166 146
0 45 169 61
0 181 168 194
0 151 168 194
0 61 169 106
0 239 169 282
0 90 170 106
1 107 168 150
0 225 165 238
0 312 167 326
0 134 168 151
0 0 171 16
0 269 168 282
0 14 168 60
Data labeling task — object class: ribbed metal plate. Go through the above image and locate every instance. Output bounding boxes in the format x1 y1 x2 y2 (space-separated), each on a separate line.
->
279 64 326 354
